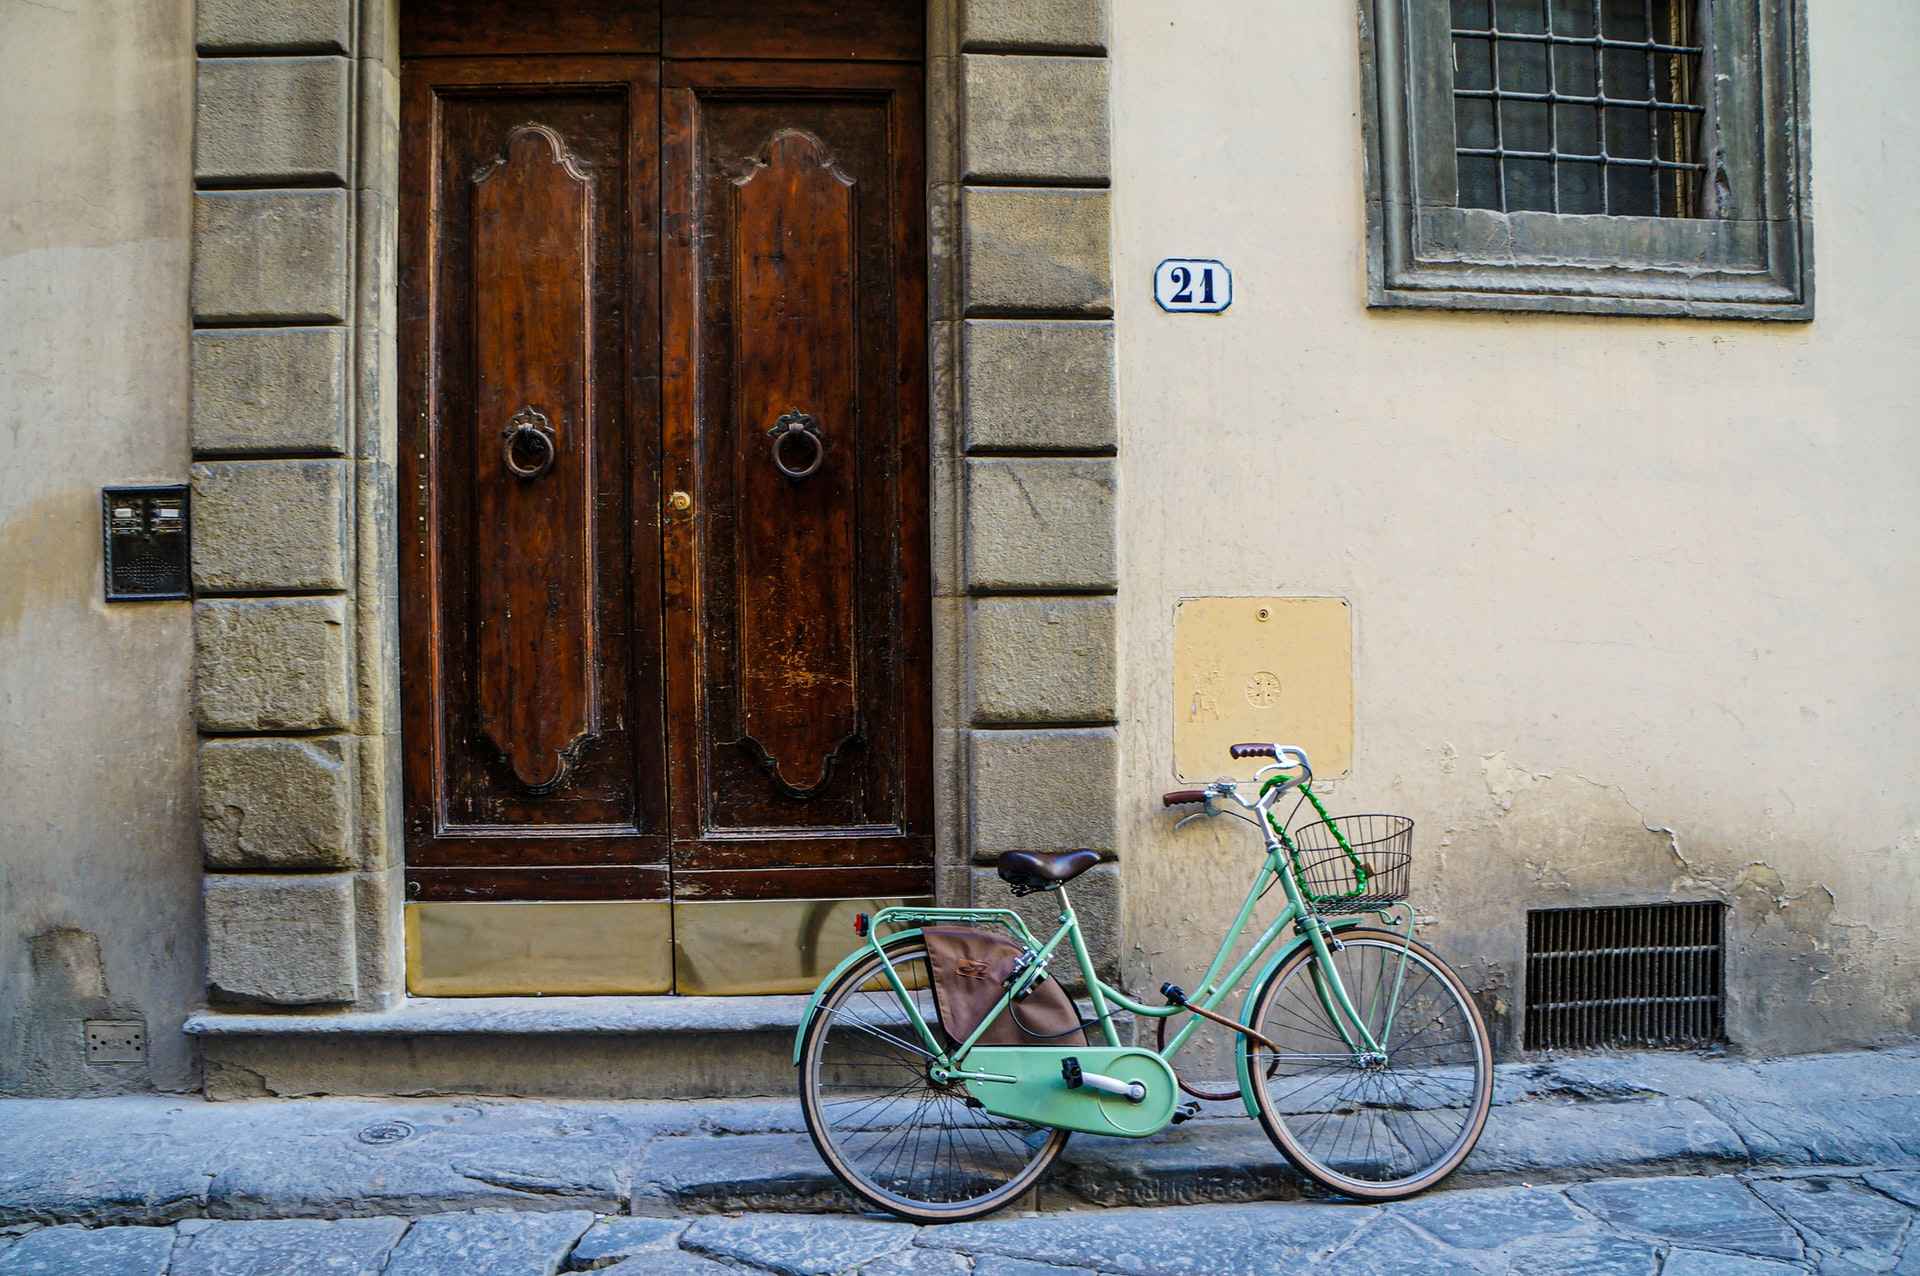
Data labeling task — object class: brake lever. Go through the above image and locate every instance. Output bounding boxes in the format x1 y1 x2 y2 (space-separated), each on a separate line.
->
1173 787 1262 833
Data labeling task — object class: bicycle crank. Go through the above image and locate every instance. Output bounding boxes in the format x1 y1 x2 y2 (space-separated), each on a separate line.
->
1061 1056 1146 1103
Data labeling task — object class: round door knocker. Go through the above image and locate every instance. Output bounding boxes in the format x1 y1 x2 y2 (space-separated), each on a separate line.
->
502 407 557 480
768 410 825 481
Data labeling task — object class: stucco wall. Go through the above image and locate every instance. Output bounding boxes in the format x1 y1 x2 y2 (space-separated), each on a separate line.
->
0 0 200 1094
1111 3 1919 1058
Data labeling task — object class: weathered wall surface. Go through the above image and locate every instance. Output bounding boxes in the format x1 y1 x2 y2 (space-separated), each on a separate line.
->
0 0 201 1094
1111 3 1919 1057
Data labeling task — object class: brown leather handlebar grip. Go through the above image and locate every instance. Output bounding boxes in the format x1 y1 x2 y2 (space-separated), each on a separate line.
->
1228 743 1276 759
1162 789 1207 807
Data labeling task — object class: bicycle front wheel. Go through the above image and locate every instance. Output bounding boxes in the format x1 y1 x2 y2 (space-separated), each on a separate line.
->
1245 929 1492 1200
798 940 1069 1222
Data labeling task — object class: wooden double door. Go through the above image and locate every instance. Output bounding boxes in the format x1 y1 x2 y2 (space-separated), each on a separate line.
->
397 1 930 994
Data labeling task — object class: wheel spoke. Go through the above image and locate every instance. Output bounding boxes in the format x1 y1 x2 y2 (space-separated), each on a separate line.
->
801 944 1064 1219
1249 935 1490 1196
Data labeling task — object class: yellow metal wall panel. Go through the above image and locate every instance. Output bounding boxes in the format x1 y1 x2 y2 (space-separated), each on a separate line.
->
1172 596 1353 781
673 897 930 995
405 901 673 995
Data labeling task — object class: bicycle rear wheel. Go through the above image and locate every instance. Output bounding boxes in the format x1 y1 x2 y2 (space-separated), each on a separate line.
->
1245 929 1492 1200
798 940 1068 1222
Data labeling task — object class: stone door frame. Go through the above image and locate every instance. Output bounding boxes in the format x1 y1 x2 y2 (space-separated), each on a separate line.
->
188 0 1122 1012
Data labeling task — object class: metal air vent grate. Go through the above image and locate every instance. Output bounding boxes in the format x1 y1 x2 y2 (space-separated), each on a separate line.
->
1525 901 1725 1051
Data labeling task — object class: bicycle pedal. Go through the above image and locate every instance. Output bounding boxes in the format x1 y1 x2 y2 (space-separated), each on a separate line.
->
1170 1100 1203 1125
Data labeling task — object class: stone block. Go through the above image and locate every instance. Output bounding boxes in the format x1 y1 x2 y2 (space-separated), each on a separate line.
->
1463 1097 1746 1179
931 454 963 597
354 732 403 872
971 862 1121 984
571 1219 687 1267
172 1219 408 1276
353 461 402 735
925 54 960 182
962 56 1109 184
197 0 351 53
191 327 349 456
968 727 1116 855
1567 1177 1805 1263
200 736 354 870
933 1201 1368 1273
968 596 1116 724
383 1211 596 1276
961 0 1108 52
679 1214 911 1275
963 188 1111 315
963 319 1115 452
928 181 961 322
964 459 1116 592
194 597 351 732
205 874 358 1005
636 1136 858 1216
353 867 404 1010
357 59 401 198
193 190 349 323
196 57 350 185
0 1226 174 1275
191 460 351 592
1388 1184 1588 1250
353 192 398 462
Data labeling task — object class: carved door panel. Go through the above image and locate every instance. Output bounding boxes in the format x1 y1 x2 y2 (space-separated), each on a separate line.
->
661 62 932 908
399 60 669 916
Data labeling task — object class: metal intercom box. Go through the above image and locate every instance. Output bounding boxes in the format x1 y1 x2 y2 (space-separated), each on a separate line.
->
102 485 191 601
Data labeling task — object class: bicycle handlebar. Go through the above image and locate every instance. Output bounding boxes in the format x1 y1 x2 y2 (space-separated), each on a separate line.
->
1229 743 1312 770
1164 745 1316 824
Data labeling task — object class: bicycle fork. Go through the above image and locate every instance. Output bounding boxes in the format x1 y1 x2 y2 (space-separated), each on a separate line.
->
1299 917 1387 1062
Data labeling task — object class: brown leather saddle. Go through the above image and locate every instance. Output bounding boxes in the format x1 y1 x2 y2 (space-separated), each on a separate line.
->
995 848 1100 897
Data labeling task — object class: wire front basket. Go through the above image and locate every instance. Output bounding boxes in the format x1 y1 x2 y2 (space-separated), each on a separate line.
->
1286 813 1413 914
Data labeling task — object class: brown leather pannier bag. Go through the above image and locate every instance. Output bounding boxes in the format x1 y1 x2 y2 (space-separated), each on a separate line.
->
921 926 1087 1048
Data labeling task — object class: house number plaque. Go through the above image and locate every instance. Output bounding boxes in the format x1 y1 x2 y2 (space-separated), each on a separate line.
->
1154 258 1233 313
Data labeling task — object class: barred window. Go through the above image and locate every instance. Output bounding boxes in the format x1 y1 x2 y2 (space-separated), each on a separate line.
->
1450 0 1702 217
1359 0 1812 320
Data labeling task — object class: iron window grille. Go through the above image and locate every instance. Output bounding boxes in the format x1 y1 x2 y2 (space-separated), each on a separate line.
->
1525 901 1726 1051
1450 0 1704 217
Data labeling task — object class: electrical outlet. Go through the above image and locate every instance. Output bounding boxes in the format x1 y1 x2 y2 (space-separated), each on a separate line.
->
84 1019 145 1065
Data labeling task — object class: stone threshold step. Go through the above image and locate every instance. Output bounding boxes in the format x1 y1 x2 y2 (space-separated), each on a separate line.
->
185 995 823 1039
188 996 831 1101
186 996 1132 1101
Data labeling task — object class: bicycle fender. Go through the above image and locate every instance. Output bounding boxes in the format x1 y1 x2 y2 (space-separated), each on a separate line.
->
1232 916 1366 1116
792 928 926 1066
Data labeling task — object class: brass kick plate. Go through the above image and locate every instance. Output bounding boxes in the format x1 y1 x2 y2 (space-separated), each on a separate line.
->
405 896 932 996
405 901 673 996
673 897 932 995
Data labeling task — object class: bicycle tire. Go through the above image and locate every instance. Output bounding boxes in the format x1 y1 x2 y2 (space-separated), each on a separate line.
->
798 940 1070 1222
1244 928 1492 1200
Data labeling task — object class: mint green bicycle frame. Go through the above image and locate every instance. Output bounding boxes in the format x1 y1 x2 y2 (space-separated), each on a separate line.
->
794 799 1405 1116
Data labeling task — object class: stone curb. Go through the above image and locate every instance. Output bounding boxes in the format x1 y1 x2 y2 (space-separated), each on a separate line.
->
1 1047 1915 1229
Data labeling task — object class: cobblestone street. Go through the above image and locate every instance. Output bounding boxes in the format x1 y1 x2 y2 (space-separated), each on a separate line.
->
3 1167 1918 1274
4 1047 1917 1274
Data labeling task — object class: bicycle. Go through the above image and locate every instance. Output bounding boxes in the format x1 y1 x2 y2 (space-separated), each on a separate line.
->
793 742 1494 1222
